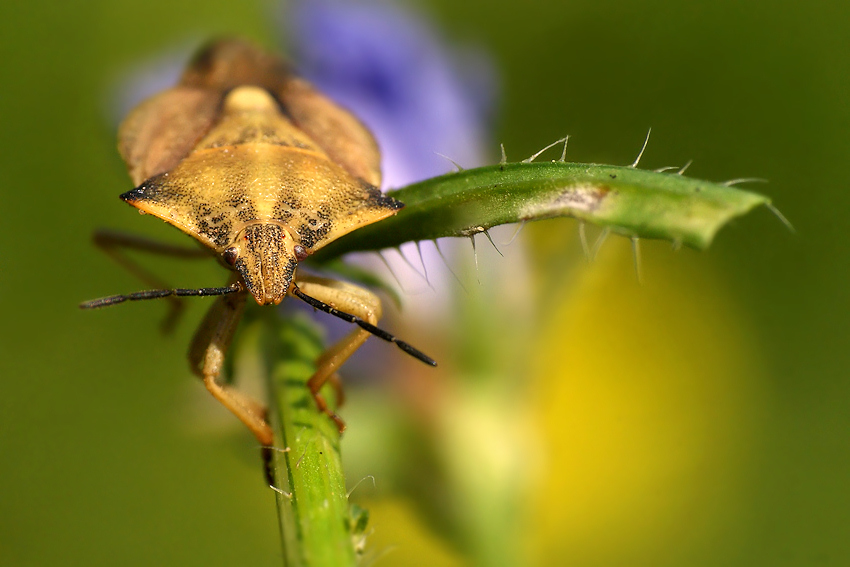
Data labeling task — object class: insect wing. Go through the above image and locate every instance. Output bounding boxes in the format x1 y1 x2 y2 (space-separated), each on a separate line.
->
118 87 222 186
179 38 383 187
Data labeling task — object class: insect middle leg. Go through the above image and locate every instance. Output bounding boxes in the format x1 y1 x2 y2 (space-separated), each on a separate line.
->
292 274 383 432
188 287 273 446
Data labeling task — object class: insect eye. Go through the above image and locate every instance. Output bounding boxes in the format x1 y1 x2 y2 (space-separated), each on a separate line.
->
222 247 239 266
294 244 308 261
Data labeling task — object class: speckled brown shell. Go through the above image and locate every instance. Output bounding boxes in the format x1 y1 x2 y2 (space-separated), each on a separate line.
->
117 39 400 257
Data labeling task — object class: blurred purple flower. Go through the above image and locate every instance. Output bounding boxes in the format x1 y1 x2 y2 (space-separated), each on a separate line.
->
280 0 502 368
283 0 498 188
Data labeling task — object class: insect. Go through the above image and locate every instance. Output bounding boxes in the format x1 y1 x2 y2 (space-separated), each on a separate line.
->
82 39 436 447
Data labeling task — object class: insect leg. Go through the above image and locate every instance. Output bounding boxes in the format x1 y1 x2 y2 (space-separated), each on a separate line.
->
188 289 274 446
94 229 212 332
327 373 346 408
291 275 383 432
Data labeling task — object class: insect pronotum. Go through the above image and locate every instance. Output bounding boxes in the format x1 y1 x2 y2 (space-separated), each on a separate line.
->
82 39 436 447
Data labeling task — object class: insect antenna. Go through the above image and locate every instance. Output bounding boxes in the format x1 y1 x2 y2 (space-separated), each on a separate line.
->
291 286 437 367
80 284 241 309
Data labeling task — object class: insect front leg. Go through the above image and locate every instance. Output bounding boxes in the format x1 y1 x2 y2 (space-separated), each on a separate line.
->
188 288 274 446
94 228 212 332
291 275 383 432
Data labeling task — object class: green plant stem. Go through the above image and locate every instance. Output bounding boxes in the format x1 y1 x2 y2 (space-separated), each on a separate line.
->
248 311 357 567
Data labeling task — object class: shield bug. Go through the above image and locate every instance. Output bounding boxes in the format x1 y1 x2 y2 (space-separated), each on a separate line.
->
82 39 436 447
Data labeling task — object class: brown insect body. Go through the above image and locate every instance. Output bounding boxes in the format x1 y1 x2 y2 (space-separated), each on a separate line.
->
87 39 433 446
119 43 401 304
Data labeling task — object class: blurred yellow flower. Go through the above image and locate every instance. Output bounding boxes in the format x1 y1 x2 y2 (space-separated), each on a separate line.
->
528 238 768 565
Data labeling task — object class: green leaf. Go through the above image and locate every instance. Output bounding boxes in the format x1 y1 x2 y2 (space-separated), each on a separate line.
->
312 161 770 261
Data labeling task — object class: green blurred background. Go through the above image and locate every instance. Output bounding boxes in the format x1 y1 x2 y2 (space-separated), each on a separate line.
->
0 0 847 565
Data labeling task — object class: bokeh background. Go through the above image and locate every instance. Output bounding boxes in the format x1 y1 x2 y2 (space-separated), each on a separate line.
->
1 0 847 565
